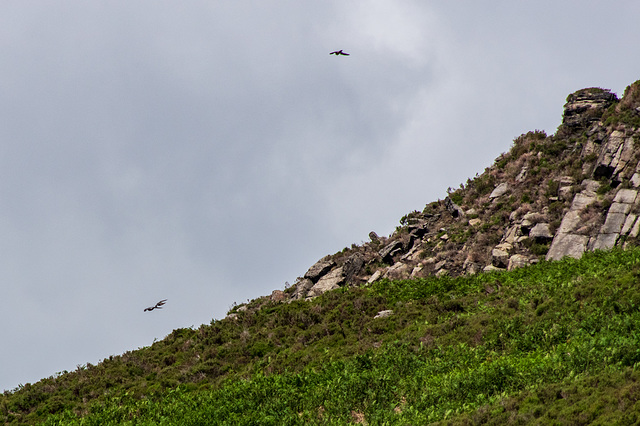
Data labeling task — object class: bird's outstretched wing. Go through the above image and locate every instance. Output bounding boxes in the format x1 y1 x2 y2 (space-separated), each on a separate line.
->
144 299 167 312
330 50 350 56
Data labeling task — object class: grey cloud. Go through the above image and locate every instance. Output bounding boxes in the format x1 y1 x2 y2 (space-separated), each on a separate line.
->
2 1 640 391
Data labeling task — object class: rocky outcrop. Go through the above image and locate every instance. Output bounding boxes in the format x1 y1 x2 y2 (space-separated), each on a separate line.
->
592 189 639 251
561 88 617 132
304 258 336 282
379 240 404 264
593 130 636 183
546 180 599 261
307 267 345 298
256 80 640 307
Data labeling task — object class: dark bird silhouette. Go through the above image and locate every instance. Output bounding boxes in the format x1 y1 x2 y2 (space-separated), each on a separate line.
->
329 50 350 56
144 299 167 312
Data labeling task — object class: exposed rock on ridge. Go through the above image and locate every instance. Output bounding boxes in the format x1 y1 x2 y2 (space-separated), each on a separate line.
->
229 80 640 309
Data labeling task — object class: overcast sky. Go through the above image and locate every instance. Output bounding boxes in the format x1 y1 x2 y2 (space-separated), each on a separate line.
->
1 1 639 391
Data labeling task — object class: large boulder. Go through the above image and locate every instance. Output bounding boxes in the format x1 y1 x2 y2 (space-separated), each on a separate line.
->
384 262 411 280
379 240 404 264
489 183 509 199
291 278 314 300
546 234 589 261
508 254 530 271
304 258 336 282
491 247 510 269
529 223 553 243
307 267 345 298
343 252 365 283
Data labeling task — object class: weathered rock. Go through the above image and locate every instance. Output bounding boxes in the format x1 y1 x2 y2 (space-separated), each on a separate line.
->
307 267 345 298
491 248 510 268
434 259 447 271
546 234 589 261
556 210 583 234
463 259 481 275
384 262 411 280
374 310 394 319
516 166 528 182
367 269 384 284
483 264 505 272
560 176 576 187
621 214 637 235
343 252 364 283
571 192 598 210
401 246 423 262
609 202 632 214
270 290 286 302
291 278 314 300
592 233 619 251
631 218 640 238
495 242 513 252
379 240 404 264
503 225 521 244
508 254 530 271
594 131 636 181
520 212 545 234
304 258 336 283
435 269 449 278
407 222 428 239
445 196 465 218
600 212 627 234
613 188 638 204
469 218 481 226
562 88 617 131
558 178 575 200
410 264 424 278
582 179 600 193
529 223 553 243
489 182 509 199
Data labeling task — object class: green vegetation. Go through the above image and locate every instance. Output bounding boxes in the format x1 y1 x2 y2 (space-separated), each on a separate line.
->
5 247 640 424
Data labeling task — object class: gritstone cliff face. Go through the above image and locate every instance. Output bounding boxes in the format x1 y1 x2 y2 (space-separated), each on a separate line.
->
240 80 640 309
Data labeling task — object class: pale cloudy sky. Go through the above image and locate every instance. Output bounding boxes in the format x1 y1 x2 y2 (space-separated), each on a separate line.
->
1 1 639 391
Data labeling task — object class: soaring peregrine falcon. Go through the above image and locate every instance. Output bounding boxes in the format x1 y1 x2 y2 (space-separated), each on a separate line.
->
144 299 167 312
329 50 350 56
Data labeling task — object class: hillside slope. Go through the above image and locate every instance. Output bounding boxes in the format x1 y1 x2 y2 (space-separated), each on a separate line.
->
19 248 640 424
2 79 640 424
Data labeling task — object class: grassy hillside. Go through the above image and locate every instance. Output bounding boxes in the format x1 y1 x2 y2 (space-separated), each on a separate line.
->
5 80 640 424
5 247 640 424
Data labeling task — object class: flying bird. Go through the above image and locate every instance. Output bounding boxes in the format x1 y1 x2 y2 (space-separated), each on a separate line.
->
329 50 350 56
144 299 167 312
